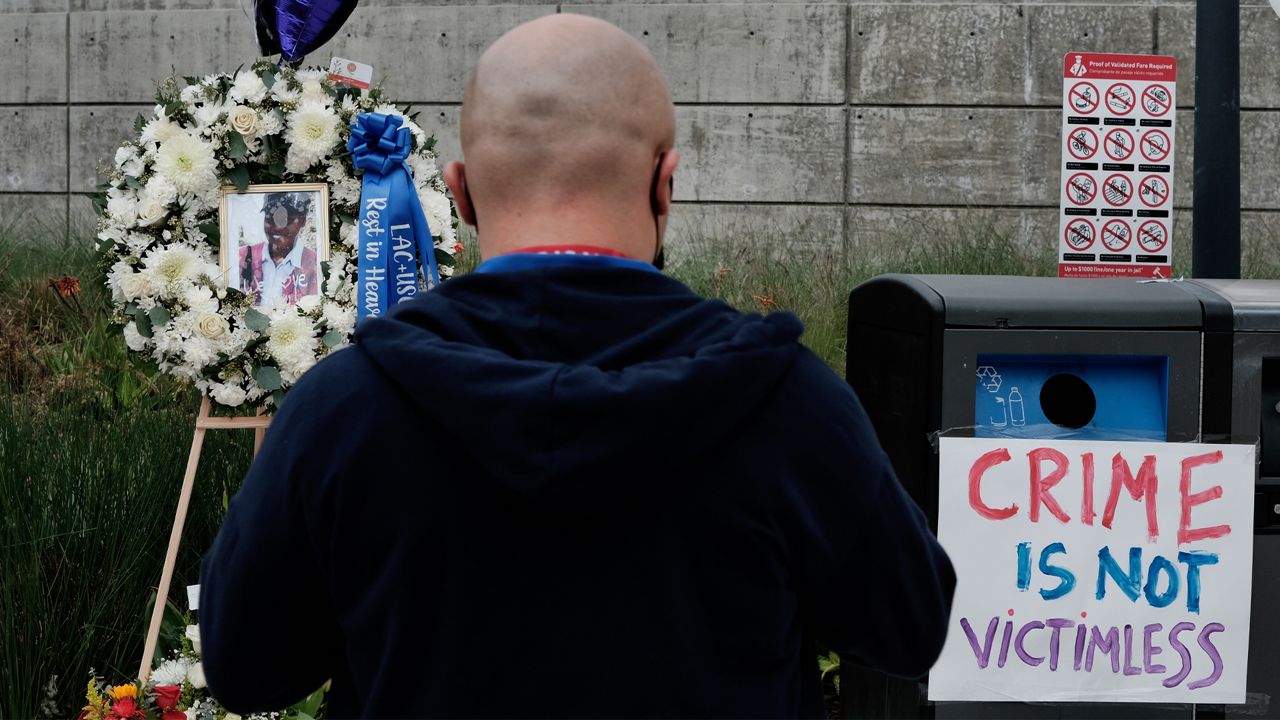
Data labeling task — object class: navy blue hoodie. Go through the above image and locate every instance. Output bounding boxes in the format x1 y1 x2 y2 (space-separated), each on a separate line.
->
199 260 955 718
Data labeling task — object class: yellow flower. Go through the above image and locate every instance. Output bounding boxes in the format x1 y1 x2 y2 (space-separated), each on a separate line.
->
106 684 137 701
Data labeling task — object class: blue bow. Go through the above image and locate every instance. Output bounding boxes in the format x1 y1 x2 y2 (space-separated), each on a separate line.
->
347 112 440 321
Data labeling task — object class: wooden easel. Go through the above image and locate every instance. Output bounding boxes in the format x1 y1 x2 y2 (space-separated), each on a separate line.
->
137 396 271 680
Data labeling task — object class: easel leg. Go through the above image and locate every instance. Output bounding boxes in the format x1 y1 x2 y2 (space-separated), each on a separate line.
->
138 397 210 680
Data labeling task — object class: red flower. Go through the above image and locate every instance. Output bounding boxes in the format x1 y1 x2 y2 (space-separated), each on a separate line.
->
108 696 144 719
52 274 81 298
152 685 181 711
162 711 186 720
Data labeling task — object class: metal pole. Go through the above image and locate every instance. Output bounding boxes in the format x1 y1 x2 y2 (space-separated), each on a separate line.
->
1192 0 1241 279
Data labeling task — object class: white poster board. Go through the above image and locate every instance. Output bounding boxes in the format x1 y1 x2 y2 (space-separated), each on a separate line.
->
929 438 1254 704
1058 52 1177 279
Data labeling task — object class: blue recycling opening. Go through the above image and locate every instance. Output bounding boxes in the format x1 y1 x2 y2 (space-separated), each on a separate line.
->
974 354 1168 440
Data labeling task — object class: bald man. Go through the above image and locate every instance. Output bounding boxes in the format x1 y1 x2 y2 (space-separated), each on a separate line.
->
199 14 954 718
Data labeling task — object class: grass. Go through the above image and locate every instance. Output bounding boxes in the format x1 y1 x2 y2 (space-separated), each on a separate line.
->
3 214 1280 718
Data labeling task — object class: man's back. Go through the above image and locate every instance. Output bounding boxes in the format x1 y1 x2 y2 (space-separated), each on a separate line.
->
199 262 955 717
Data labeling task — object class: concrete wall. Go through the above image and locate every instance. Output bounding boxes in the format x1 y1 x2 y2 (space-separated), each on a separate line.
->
2 1 1279 256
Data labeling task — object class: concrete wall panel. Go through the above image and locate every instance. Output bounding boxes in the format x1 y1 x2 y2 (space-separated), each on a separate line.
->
850 107 1059 206
3 1 68 12
69 105 143 193
1 107 68 193
1024 5 1157 105
313 5 554 103
1158 5 1280 110
68 6 553 104
850 4 1152 106
2 14 68 103
677 106 845 203
565 3 846 103
70 10 261 103
0 194 75 230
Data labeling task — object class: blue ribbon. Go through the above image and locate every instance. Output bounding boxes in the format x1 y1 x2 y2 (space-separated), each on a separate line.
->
347 112 440 322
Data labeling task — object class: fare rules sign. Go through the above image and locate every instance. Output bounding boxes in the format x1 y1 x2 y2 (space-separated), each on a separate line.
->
1057 52 1177 279
929 438 1253 704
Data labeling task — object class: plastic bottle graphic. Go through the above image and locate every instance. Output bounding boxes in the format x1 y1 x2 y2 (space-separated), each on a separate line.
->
1009 387 1026 427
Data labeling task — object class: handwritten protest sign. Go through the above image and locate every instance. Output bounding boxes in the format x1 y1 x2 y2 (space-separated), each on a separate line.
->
929 438 1254 704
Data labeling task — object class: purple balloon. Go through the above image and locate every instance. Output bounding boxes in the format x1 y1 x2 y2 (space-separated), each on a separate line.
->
255 0 359 63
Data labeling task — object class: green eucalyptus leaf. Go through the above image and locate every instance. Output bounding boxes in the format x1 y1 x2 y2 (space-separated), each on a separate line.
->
254 365 282 392
198 221 220 245
323 331 343 348
227 165 251 193
133 113 147 134
133 311 153 338
243 308 270 333
227 131 249 161
148 304 172 327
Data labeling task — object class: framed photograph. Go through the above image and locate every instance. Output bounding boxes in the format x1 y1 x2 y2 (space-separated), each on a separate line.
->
220 183 330 307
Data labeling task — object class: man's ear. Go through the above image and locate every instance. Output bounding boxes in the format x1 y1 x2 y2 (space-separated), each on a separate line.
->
443 161 477 227
652 150 680 219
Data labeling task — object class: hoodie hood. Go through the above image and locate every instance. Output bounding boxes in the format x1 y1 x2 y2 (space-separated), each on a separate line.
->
355 266 802 497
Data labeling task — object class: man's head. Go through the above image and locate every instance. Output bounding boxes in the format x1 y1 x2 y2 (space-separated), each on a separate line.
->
444 14 680 262
261 192 311 259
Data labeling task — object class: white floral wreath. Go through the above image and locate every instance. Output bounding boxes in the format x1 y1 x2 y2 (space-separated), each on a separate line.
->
96 61 457 411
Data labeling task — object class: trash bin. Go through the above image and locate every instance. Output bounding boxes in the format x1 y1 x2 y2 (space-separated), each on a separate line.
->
1181 279 1280 720
840 274 1210 720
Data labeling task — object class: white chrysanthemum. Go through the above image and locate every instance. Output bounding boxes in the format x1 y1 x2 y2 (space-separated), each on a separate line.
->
407 153 439 184
229 71 268 104
266 312 319 378
255 110 284 137
193 101 228 131
123 321 148 352
284 101 341 173
270 80 301 104
124 232 153 256
296 294 322 314
155 133 217 195
106 194 138 225
143 174 178 207
321 301 356 337
150 657 191 686
420 188 456 245
183 285 218 314
140 108 179 145
114 145 145 178
142 244 208 298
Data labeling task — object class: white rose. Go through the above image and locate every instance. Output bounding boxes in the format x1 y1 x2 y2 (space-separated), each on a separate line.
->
186 661 206 689
229 106 258 137
123 322 148 351
197 313 228 339
135 196 166 227
210 382 247 407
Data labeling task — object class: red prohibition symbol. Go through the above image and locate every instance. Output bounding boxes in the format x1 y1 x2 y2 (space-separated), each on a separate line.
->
1068 127 1099 160
1069 81 1101 114
1102 173 1133 207
1142 84 1172 117
1102 219 1132 251
1139 175 1170 208
1106 83 1137 115
1138 220 1169 253
1064 218 1096 251
1104 128 1135 162
1141 129 1171 162
1066 172 1097 206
